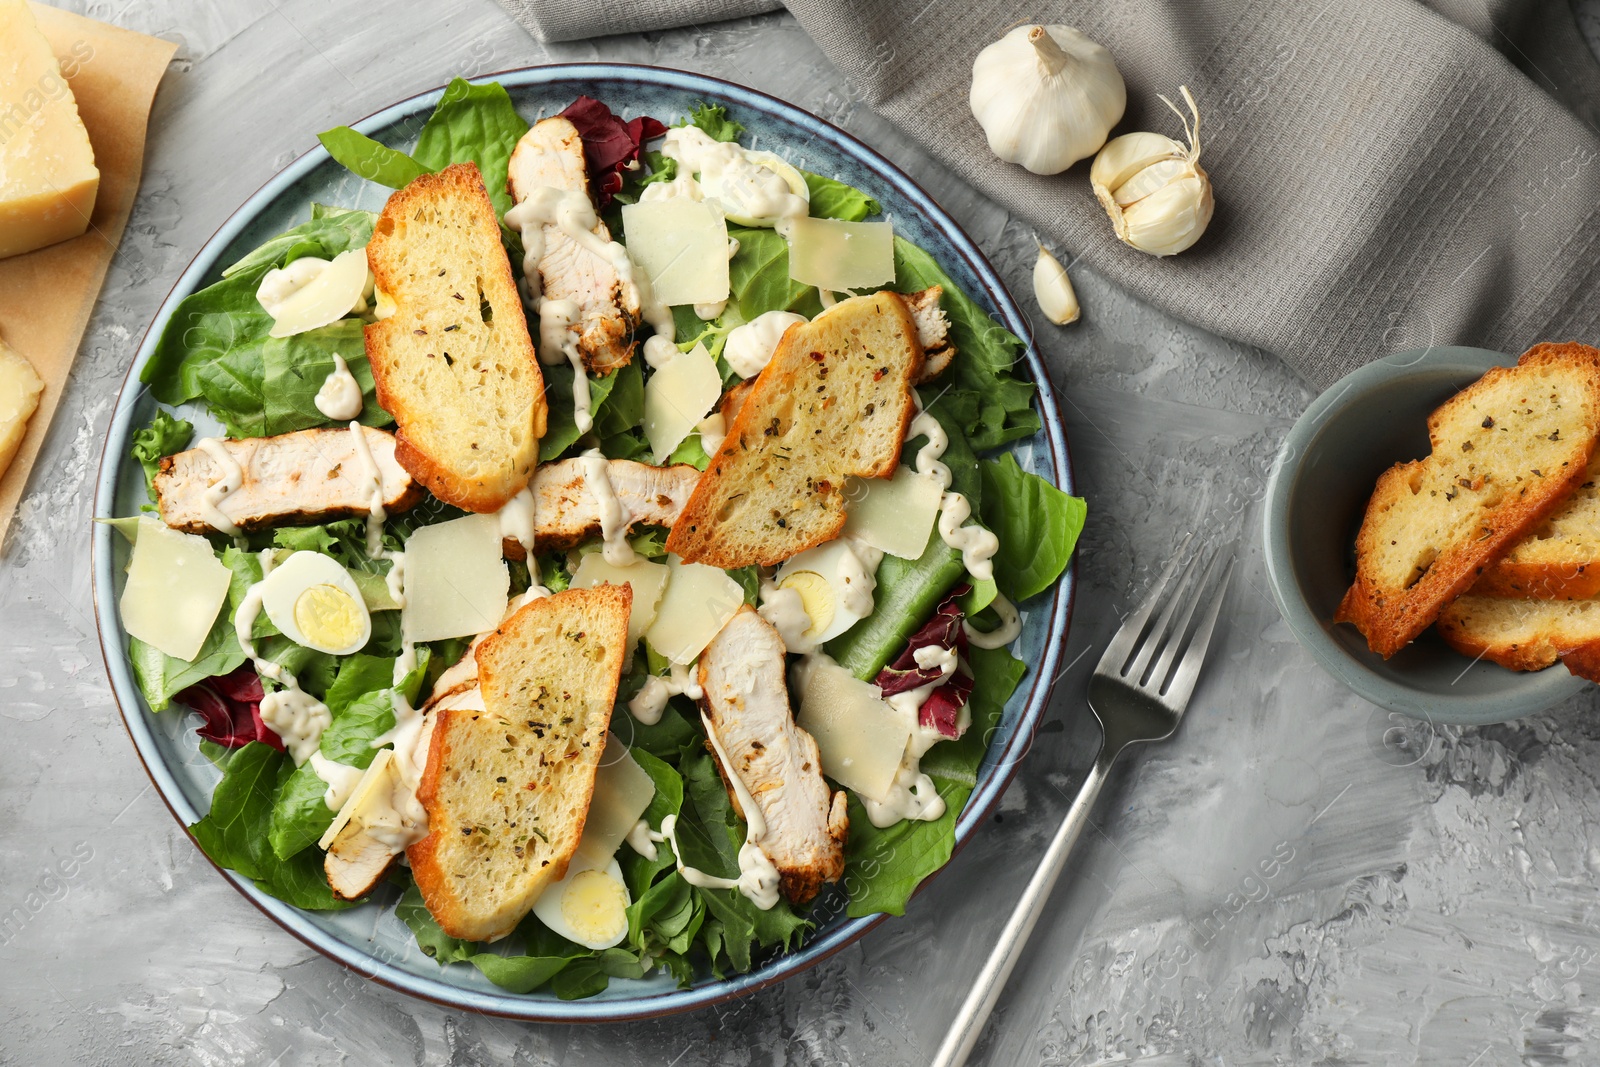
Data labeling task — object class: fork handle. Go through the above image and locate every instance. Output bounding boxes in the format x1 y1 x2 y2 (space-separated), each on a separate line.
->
930 750 1114 1067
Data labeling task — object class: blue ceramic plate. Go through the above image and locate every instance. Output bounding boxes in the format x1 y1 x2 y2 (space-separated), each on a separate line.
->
1262 345 1587 725
91 65 1077 1021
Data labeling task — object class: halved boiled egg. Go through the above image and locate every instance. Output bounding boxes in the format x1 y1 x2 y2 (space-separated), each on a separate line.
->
259 551 371 655
701 149 810 228
773 538 878 644
531 853 631 950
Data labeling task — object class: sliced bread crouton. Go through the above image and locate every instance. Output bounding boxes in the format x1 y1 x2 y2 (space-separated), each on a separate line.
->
1474 452 1600 598
1437 593 1600 681
407 584 631 942
665 291 924 568
365 162 546 513
1335 342 1600 657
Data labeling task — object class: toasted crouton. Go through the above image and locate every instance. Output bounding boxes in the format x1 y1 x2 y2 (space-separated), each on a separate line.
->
665 292 923 568
365 162 546 513
1438 593 1600 681
1336 342 1600 657
406 585 631 942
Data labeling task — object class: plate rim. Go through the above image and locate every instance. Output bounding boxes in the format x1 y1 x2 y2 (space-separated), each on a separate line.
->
90 62 1079 1022
1260 343 1587 725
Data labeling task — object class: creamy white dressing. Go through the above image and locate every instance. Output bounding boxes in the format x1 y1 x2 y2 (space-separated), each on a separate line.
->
254 256 330 316
696 412 727 456
863 646 962 828
579 449 635 566
757 582 817 654
504 185 677 379
660 127 809 236
313 353 363 421
694 299 728 321
639 171 705 204
344 421 388 557
964 590 1022 649
624 818 668 861
656 711 781 910
496 485 538 558
537 297 592 434
196 438 244 537
310 752 364 811
837 537 882 617
817 288 840 310
234 551 331 766
904 401 1000 581
627 660 703 725
723 310 807 379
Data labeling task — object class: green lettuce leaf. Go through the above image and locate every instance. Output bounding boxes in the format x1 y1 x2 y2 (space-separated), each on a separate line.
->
728 227 823 322
843 645 1026 916
189 742 358 910
129 410 192 498
978 452 1086 602
221 206 376 279
540 363 620 461
803 172 881 222
411 78 530 218
259 320 389 433
683 102 744 142
129 614 246 714
316 127 429 189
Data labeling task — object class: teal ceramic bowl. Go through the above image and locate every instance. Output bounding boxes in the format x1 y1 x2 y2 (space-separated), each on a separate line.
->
1262 346 1588 725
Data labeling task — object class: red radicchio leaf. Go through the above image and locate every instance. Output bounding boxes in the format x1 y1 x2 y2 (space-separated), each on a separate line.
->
875 584 973 739
175 665 282 751
559 96 668 209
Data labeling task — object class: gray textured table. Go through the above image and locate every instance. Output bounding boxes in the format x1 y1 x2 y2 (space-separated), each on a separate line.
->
6 3 1600 1063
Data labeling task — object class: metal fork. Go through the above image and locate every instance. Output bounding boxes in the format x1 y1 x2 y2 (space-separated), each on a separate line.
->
931 539 1235 1067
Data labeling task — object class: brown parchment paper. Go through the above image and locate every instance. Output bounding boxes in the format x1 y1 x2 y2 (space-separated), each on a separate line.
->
0 4 175 550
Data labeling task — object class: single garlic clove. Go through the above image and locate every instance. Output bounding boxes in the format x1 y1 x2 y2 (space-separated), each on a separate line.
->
1113 157 1192 207
1120 171 1214 257
1032 245 1080 325
1089 132 1185 194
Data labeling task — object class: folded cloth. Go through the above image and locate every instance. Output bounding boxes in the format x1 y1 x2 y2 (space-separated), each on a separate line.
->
496 0 1600 389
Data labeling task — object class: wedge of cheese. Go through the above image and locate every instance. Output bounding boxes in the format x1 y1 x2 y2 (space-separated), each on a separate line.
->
0 0 100 259
0 338 43 481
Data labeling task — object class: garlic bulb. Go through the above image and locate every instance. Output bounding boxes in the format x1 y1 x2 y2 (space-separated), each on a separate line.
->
1033 245 1080 325
1090 85 1213 256
970 24 1126 175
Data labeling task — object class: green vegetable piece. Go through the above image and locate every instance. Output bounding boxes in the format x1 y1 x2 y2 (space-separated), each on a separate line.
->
802 171 881 222
979 452 1087 602
129 409 193 499
411 78 530 219
826 535 967 682
317 126 429 189
683 102 744 142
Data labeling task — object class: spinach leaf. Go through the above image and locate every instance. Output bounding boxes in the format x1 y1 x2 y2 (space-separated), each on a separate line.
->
260 320 390 432
803 172 881 222
592 358 644 439
317 127 429 189
129 410 192 498
979 452 1086 602
843 645 1025 916
411 78 529 219
728 227 823 322
189 742 357 910
397 883 591 993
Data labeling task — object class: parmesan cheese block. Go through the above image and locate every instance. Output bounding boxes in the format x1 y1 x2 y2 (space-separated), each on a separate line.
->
843 466 944 560
796 657 908 803
569 552 669 646
0 338 43 480
119 517 233 662
643 342 722 463
401 513 509 642
787 217 894 291
620 198 730 307
0 0 100 259
644 555 745 665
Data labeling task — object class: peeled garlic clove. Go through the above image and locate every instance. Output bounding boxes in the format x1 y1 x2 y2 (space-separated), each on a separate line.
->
1033 246 1080 325
1090 86 1215 257
969 24 1126 176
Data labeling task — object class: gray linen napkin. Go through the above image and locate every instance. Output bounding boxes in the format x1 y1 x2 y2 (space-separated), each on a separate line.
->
499 0 1600 389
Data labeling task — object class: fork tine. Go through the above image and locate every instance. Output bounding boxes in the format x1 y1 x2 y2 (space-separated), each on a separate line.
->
1161 555 1235 708
1124 544 1213 685
1094 532 1194 676
1142 546 1224 689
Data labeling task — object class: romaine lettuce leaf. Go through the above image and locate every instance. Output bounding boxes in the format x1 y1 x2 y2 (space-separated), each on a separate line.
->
803 172 881 222
978 452 1087 602
221 206 376 279
411 78 530 219
129 616 246 714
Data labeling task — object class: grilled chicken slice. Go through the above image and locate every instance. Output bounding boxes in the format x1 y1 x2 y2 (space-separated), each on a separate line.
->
502 458 701 559
154 426 421 535
901 286 955 381
698 608 847 906
507 117 640 375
